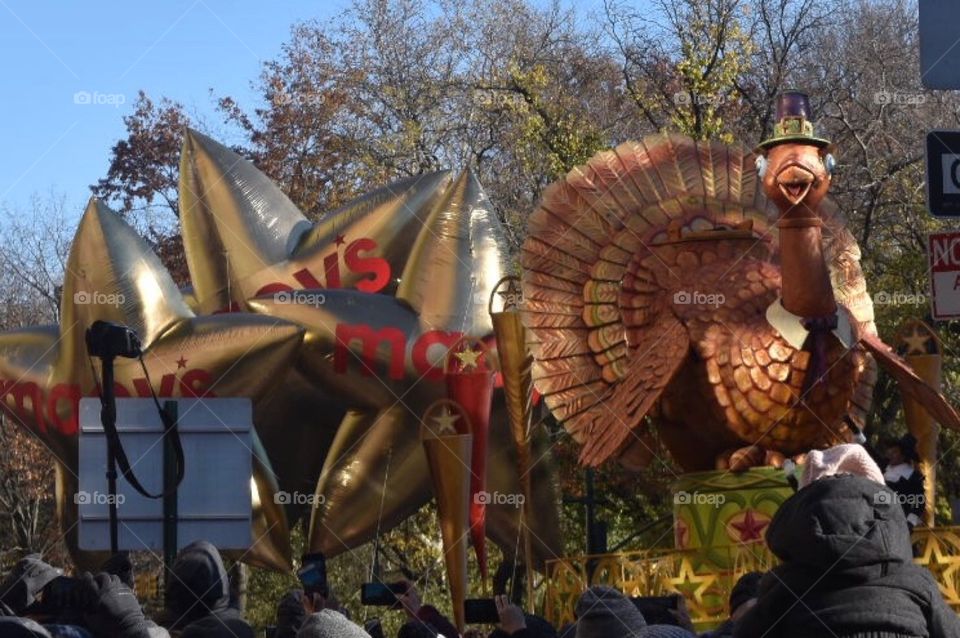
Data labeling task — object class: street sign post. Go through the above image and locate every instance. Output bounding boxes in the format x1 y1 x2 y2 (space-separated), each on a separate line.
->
78 397 253 552
920 0 960 89
925 131 960 217
928 231 960 320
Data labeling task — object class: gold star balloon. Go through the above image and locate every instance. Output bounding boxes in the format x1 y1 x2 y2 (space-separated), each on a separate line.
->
0 199 305 571
179 129 451 522
179 129 453 314
243 172 561 564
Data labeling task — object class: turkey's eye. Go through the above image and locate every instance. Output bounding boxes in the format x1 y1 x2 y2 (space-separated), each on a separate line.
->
755 155 767 178
823 153 836 175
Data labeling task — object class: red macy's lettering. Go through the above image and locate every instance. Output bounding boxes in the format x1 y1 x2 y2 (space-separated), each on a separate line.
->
0 369 216 437
334 323 463 381
255 237 391 297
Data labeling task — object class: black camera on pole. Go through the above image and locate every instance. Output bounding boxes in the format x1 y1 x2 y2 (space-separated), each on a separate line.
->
85 320 142 554
85 320 142 360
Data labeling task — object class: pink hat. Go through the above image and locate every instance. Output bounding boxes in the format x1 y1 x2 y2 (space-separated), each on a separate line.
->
799 444 885 489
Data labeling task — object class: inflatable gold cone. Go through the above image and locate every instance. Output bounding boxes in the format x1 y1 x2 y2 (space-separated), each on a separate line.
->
489 276 536 605
898 319 942 527
422 399 473 633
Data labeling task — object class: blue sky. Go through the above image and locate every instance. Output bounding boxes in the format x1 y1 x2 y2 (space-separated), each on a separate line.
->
0 0 610 222
0 0 350 218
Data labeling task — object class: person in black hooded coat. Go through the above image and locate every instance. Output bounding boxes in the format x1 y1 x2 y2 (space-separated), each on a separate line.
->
163 540 253 638
733 474 960 638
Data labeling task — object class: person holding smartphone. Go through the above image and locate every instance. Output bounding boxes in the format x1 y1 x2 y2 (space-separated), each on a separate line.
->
396 580 458 638
297 554 330 615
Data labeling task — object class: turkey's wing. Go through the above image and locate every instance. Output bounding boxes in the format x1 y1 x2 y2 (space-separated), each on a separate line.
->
578 313 690 466
861 333 960 430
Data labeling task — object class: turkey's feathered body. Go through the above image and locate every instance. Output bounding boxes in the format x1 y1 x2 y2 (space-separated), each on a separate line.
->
522 135 879 470
628 235 871 463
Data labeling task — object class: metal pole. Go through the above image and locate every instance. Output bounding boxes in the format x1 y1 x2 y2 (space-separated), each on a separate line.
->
163 401 179 570
100 357 119 554
585 468 596 554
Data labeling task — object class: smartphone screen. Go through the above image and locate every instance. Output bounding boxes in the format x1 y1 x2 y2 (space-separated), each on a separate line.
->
297 553 327 593
464 598 500 624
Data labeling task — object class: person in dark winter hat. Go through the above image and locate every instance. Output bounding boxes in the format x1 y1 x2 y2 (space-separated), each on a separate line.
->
574 586 646 638
0 555 62 616
163 540 253 638
883 433 926 529
702 572 762 638
733 452 960 638
95 554 168 638
0 616 52 637
727 572 761 616
296 608 370 638
77 572 154 638
100 552 134 590
275 589 307 638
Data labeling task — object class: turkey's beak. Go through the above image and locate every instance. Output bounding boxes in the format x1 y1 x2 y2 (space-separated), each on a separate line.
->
776 164 815 205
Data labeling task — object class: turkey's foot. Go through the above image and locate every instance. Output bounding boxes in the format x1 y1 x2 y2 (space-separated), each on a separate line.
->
715 445 786 472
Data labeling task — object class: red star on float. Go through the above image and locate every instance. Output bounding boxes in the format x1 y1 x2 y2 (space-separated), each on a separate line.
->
728 509 770 543
334 234 346 247
176 356 188 369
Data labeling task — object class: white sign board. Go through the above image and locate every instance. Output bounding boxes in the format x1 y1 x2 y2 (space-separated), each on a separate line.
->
78 397 253 552
928 231 960 320
920 1 960 89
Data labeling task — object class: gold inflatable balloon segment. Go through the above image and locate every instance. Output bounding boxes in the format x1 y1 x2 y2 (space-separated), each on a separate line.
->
421 399 474 633
0 199 302 570
0 128 562 573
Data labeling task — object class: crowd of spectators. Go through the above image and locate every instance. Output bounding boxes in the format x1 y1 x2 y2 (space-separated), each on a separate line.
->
2 443 958 637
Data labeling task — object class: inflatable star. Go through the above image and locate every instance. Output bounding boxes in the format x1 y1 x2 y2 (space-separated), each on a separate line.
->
0 199 305 570
179 129 452 313
222 170 560 562
179 133 561 564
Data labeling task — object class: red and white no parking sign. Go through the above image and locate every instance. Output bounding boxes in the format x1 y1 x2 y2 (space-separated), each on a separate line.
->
928 231 960 320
